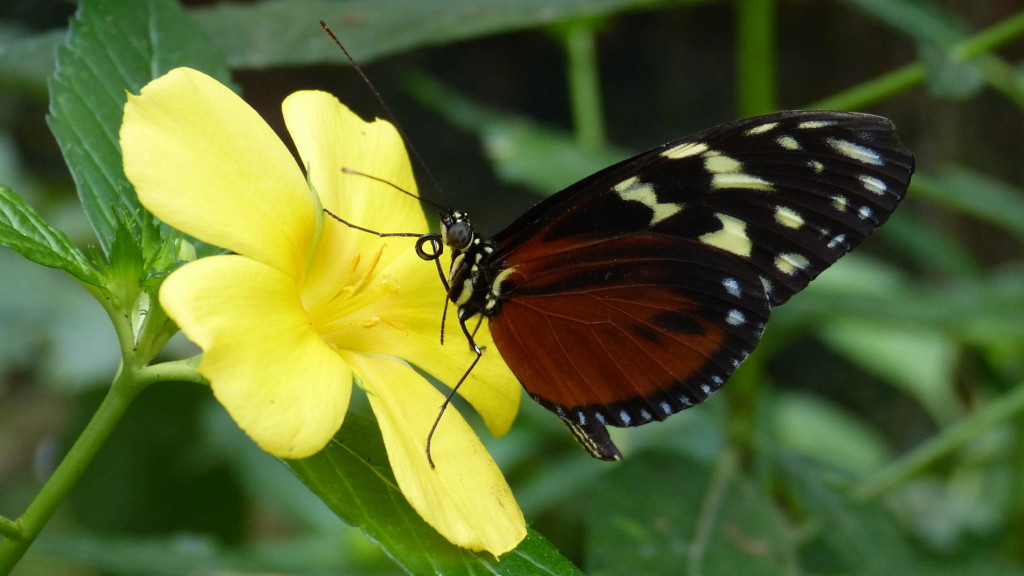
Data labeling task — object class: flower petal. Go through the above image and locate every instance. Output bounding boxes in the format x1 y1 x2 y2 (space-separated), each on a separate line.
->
122 67 315 279
161 255 352 458
282 90 422 235
350 354 526 555
281 90 427 307
401 308 523 437
279 90 521 434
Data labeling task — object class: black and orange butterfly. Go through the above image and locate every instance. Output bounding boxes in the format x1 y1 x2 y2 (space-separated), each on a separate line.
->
338 110 914 461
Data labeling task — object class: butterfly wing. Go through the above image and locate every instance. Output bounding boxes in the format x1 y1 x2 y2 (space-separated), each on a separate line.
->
484 111 914 459
487 234 771 460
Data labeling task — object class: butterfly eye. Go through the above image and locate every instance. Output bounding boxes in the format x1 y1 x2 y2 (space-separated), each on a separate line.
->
443 220 475 252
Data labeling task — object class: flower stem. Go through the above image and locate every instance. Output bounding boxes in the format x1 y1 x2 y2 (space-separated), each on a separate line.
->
0 518 19 541
558 17 606 151
735 0 777 116
854 381 1024 501
0 364 147 574
808 8 1024 110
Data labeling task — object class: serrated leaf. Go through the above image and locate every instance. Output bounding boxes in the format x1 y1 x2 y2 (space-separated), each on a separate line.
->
287 411 581 575
0 185 100 286
46 0 231 254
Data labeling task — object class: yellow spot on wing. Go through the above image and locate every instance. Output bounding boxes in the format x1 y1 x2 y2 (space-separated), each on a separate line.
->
797 120 834 129
662 141 709 159
613 177 683 225
711 173 774 191
744 122 778 135
703 152 743 174
700 214 752 257
774 206 804 229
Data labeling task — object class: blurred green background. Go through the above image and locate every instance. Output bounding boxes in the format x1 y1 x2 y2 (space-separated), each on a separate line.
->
1 0 1023 574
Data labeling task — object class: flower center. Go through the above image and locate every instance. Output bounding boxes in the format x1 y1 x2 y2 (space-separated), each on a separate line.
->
310 245 408 345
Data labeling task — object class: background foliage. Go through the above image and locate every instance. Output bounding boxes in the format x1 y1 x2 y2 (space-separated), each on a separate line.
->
1 0 1023 574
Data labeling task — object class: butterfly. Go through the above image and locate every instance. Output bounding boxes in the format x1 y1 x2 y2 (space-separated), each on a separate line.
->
335 110 914 461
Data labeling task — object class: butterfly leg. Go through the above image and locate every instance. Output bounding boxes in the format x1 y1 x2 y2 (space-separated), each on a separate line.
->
425 315 484 468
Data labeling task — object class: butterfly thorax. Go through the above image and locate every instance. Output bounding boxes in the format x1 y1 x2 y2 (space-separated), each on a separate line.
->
440 210 504 321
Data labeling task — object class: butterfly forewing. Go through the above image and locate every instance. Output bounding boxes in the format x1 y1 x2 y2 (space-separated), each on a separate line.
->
474 111 913 460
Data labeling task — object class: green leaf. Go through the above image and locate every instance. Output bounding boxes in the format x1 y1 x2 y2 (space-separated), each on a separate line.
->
912 167 1024 242
818 320 960 423
288 411 582 575
405 71 626 195
0 27 64 98
46 0 231 254
0 185 100 286
586 451 793 576
771 392 891 475
778 455 917 576
193 0 703 69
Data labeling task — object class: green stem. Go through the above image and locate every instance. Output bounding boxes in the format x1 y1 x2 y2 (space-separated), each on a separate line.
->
559 18 606 150
0 518 19 541
688 449 738 575
854 381 1024 501
735 0 777 115
809 8 1024 110
136 356 207 387
0 365 148 574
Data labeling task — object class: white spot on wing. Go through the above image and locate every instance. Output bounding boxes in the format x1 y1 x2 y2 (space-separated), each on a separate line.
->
859 174 887 195
858 205 874 220
827 137 883 165
722 277 742 299
775 252 810 275
807 160 825 173
827 234 847 250
776 135 801 150
726 309 746 326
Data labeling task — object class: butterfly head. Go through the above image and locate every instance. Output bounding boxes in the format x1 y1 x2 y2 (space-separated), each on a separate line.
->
440 210 478 253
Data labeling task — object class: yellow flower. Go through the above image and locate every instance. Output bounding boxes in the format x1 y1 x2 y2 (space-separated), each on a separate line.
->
120 67 525 554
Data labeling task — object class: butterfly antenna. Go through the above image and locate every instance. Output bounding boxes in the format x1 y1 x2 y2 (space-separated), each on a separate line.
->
320 21 450 208
341 167 447 212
